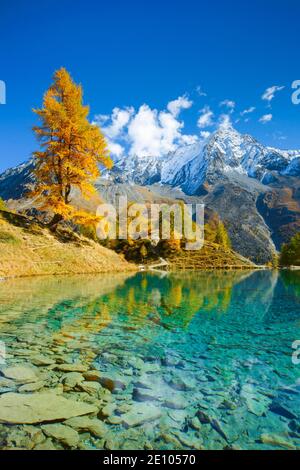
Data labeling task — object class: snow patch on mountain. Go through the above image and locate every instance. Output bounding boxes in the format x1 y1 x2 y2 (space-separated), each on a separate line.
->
111 123 300 194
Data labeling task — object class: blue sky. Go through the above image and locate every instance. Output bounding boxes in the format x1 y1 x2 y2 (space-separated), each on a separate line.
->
0 0 299 171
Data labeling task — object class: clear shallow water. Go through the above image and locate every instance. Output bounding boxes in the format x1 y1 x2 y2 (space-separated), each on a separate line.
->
0 270 299 450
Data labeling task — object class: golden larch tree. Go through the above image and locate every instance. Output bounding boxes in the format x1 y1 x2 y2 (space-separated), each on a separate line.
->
32 68 112 229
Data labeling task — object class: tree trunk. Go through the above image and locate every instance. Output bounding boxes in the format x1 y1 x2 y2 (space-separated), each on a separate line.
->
48 213 64 232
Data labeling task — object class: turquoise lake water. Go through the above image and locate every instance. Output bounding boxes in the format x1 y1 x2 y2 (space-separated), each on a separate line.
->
0 270 299 450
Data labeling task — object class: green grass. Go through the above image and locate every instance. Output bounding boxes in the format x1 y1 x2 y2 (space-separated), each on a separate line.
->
0 230 20 245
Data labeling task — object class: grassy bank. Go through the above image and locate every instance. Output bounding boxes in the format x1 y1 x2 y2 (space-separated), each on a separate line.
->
166 241 257 270
0 211 136 278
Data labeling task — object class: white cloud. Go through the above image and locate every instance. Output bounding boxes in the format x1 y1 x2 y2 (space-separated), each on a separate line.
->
167 95 192 117
259 113 273 124
107 140 125 158
101 106 134 139
219 114 233 129
178 134 199 146
94 85 285 159
240 106 255 116
272 131 287 141
124 103 197 157
93 107 134 157
127 105 161 156
159 110 184 153
94 96 198 158
200 131 211 139
220 99 236 111
93 114 110 125
262 85 285 102
196 85 207 97
197 106 214 128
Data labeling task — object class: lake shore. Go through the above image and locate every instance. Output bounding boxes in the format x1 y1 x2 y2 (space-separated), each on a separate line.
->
0 209 266 280
0 211 137 279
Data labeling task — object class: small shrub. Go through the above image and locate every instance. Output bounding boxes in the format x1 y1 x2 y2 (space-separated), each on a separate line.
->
0 230 19 244
26 222 43 235
280 233 300 266
0 197 7 211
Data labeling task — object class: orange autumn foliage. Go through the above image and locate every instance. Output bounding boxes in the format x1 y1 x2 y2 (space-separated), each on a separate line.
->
31 68 112 228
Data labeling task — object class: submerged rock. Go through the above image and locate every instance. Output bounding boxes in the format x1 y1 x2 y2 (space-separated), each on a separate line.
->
42 423 79 448
31 355 55 366
4 427 35 449
54 364 88 373
241 384 270 417
34 438 56 450
100 403 116 418
269 400 298 420
22 425 45 446
140 362 161 374
210 418 228 442
260 433 296 450
121 403 162 427
2 365 38 384
288 419 300 435
106 415 123 425
99 375 127 392
196 409 211 424
83 370 101 382
172 430 203 449
167 375 194 392
64 416 106 438
62 372 84 389
18 381 45 393
78 381 102 395
133 387 159 402
164 397 187 410
190 416 202 431
0 376 17 393
0 392 97 424
0 377 16 388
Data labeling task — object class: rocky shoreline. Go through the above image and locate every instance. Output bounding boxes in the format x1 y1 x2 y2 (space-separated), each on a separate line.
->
0 330 299 450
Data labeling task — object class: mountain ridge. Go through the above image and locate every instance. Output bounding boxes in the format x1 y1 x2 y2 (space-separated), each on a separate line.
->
108 123 300 192
0 124 299 264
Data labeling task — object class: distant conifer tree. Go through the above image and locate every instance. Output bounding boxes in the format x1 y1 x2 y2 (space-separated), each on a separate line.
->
280 233 300 266
215 222 231 249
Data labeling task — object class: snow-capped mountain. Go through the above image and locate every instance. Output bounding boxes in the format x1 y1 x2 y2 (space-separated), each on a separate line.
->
0 158 34 200
110 123 300 194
